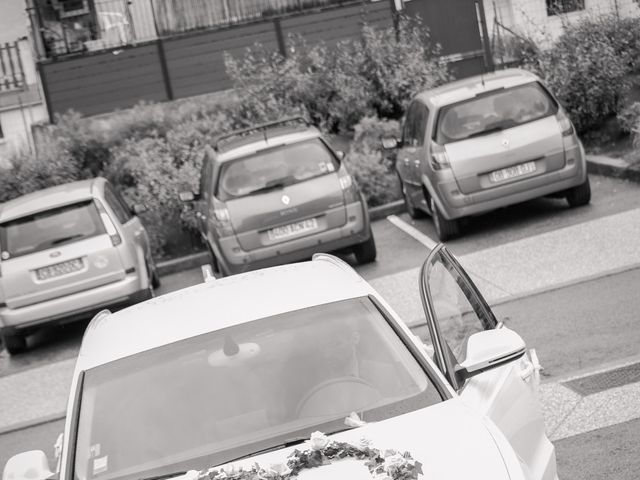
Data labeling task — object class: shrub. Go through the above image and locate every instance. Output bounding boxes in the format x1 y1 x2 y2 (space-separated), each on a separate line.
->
617 102 640 135
224 16 449 133
526 15 631 133
345 116 402 207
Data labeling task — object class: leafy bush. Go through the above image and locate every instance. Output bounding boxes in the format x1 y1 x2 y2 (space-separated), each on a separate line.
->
345 116 402 207
525 15 632 133
617 102 640 135
225 16 449 133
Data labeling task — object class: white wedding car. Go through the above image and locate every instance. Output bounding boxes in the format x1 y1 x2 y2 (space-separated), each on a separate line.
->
4 246 557 480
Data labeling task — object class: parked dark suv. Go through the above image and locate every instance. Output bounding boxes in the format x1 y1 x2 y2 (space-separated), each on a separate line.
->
180 117 375 276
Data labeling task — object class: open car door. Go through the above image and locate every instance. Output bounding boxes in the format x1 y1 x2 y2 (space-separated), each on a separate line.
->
420 244 557 480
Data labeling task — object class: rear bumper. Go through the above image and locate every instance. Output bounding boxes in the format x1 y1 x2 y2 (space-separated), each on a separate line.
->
432 144 587 220
0 274 148 334
216 200 370 275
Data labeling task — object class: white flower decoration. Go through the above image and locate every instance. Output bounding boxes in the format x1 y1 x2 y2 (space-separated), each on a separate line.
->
269 463 292 476
309 431 330 450
383 454 405 470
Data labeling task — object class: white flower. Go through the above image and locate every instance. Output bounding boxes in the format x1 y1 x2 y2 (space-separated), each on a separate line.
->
269 463 292 476
383 454 405 470
358 437 373 449
382 449 398 458
309 431 330 450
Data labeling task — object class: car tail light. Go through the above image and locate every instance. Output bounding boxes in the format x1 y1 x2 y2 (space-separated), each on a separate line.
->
337 164 359 203
430 142 450 171
212 198 234 237
557 109 575 137
95 201 122 246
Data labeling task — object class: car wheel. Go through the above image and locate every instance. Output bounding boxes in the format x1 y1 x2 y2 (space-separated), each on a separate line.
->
3 332 27 355
400 178 424 219
566 177 591 207
353 231 377 264
429 197 460 242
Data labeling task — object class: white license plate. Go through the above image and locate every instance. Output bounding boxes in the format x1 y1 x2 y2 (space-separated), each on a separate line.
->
267 218 319 241
489 161 537 183
36 258 84 281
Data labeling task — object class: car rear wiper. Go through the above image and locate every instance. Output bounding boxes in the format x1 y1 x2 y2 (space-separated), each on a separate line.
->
246 182 286 195
136 471 189 480
50 234 84 245
465 125 505 139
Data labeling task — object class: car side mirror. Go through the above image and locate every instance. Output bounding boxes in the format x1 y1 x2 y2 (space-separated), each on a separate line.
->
381 136 400 150
3 451 53 480
132 204 147 215
178 191 199 202
335 150 345 161
456 327 526 383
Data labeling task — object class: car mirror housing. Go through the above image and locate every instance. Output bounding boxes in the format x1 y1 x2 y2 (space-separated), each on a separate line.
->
178 191 198 202
381 136 399 150
456 327 526 382
335 150 345 161
3 451 53 480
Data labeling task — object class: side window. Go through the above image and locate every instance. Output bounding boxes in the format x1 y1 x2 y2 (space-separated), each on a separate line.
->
423 247 496 373
104 185 132 224
415 104 429 147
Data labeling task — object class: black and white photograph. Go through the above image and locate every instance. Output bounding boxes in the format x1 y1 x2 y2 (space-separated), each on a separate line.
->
1 0 639 478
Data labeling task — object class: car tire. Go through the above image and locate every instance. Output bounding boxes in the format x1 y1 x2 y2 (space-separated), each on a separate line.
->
400 178 424 219
566 177 591 207
151 263 161 289
430 197 460 242
353 231 377 264
3 332 27 355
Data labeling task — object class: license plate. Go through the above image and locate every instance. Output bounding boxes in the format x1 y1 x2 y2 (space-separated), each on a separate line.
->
489 161 537 183
36 258 84 281
267 218 319 241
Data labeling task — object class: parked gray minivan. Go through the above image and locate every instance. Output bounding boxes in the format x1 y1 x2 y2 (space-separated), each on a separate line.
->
385 68 590 240
180 117 376 276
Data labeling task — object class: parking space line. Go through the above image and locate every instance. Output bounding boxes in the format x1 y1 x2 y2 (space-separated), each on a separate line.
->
386 215 438 250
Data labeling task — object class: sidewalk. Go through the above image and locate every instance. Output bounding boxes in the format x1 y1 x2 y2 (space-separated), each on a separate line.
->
1 206 640 434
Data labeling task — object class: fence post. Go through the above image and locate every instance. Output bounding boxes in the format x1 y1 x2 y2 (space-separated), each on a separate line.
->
156 39 174 100
37 62 54 123
273 18 287 57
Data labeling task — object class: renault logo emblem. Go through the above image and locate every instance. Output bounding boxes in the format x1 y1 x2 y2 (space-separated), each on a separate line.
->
501 138 510 149
281 195 290 205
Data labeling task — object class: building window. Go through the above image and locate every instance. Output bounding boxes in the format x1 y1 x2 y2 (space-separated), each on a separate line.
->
546 0 585 16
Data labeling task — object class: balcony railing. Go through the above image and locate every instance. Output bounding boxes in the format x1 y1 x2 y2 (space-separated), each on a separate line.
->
31 0 366 58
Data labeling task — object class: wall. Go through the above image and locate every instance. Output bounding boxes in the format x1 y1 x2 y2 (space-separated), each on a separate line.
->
39 2 393 118
483 0 640 47
0 103 48 165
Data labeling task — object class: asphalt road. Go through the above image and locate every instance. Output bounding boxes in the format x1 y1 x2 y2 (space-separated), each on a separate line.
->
2 173 640 476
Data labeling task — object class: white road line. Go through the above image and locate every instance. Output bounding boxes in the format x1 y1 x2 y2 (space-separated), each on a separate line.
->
386 215 438 250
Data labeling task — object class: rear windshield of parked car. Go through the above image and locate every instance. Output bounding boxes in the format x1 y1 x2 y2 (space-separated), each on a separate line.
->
217 139 340 200
435 82 558 144
0 200 106 259
73 297 442 480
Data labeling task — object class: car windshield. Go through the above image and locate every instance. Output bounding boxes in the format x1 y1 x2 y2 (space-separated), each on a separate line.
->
73 298 441 480
217 139 339 200
435 82 558 144
0 200 106 259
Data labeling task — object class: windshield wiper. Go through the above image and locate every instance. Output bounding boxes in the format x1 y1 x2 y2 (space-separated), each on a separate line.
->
220 425 359 467
466 125 505 139
136 471 189 480
50 234 84 245
246 176 297 196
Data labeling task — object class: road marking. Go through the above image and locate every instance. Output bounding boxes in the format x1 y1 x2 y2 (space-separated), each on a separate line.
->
386 215 438 250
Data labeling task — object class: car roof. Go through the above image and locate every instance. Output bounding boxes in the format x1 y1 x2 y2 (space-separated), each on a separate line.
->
416 68 541 108
215 126 322 163
0 177 106 223
76 256 372 370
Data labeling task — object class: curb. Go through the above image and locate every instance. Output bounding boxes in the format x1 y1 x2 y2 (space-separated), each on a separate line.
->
156 251 210 276
0 411 66 436
369 199 406 221
587 154 640 183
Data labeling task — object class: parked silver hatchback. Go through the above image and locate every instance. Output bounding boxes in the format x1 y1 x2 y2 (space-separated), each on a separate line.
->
180 117 375 276
385 68 590 240
0 178 159 354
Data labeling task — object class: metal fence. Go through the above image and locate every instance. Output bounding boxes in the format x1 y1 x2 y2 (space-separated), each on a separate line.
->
0 42 25 91
30 0 367 58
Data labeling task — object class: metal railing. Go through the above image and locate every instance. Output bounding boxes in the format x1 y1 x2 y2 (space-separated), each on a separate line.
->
0 42 25 91
30 0 364 58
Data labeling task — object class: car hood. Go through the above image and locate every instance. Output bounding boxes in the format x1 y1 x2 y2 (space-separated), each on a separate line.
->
184 399 512 479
